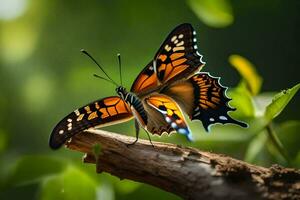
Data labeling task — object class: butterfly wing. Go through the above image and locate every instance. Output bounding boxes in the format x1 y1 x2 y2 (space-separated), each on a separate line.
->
163 73 248 131
154 23 204 84
130 61 158 94
131 23 204 96
49 96 133 149
145 94 192 140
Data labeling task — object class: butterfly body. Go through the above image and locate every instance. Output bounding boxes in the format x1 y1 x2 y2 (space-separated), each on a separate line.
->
49 23 247 150
116 86 148 129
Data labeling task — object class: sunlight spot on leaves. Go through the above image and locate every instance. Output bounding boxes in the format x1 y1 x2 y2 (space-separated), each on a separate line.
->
97 183 115 200
1 22 38 63
253 92 277 117
187 0 234 28
0 0 29 20
22 73 54 112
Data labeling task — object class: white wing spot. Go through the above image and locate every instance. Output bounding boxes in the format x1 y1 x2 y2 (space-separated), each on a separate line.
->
165 44 171 52
173 46 185 52
219 116 228 120
193 31 196 35
178 128 188 134
74 109 80 116
165 116 171 123
194 45 198 49
68 126 72 131
174 39 179 44
77 114 84 121
194 111 200 117
171 122 177 129
171 35 177 42
59 130 64 134
193 38 197 42
176 41 184 46
67 118 72 122
178 34 184 39
209 118 215 122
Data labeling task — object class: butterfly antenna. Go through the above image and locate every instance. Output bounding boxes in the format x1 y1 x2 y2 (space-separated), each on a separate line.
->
81 49 118 86
117 53 123 86
93 74 118 86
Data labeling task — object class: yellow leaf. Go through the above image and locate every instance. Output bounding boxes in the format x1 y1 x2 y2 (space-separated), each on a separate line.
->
229 55 262 96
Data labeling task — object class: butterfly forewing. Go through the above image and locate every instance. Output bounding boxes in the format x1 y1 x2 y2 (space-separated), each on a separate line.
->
130 61 158 95
154 23 205 84
49 96 133 149
131 23 205 96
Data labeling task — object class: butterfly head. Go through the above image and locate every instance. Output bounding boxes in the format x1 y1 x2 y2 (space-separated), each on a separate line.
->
116 86 127 99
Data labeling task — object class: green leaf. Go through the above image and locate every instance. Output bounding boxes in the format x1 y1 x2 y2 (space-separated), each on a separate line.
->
253 92 277 117
276 121 300 160
39 166 97 200
187 0 234 28
293 152 300 168
229 55 262 96
7 156 66 186
115 179 140 194
265 83 300 121
244 131 267 163
0 130 7 153
227 82 255 118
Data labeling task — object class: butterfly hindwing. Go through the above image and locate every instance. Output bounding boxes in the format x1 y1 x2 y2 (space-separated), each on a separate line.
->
154 23 205 84
145 94 192 140
163 73 247 131
49 96 133 149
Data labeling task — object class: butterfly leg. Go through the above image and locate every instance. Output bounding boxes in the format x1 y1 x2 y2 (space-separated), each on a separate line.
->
127 120 140 147
145 130 154 148
127 120 154 147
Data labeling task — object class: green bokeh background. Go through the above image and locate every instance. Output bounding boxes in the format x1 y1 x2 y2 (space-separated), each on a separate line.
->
0 0 299 199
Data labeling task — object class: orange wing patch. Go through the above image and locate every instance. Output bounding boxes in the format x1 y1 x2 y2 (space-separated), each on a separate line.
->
130 61 158 94
192 75 222 110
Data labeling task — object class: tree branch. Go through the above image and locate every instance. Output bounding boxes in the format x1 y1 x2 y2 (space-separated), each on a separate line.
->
65 129 300 200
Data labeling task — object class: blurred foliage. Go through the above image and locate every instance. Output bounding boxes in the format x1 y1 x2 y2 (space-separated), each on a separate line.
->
265 83 300 121
187 0 233 28
0 0 299 199
229 55 262 96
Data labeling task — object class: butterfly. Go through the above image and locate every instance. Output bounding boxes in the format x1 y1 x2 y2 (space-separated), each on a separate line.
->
49 23 247 149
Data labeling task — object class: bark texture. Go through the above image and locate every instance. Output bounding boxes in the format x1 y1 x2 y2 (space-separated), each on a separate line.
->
65 129 300 200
